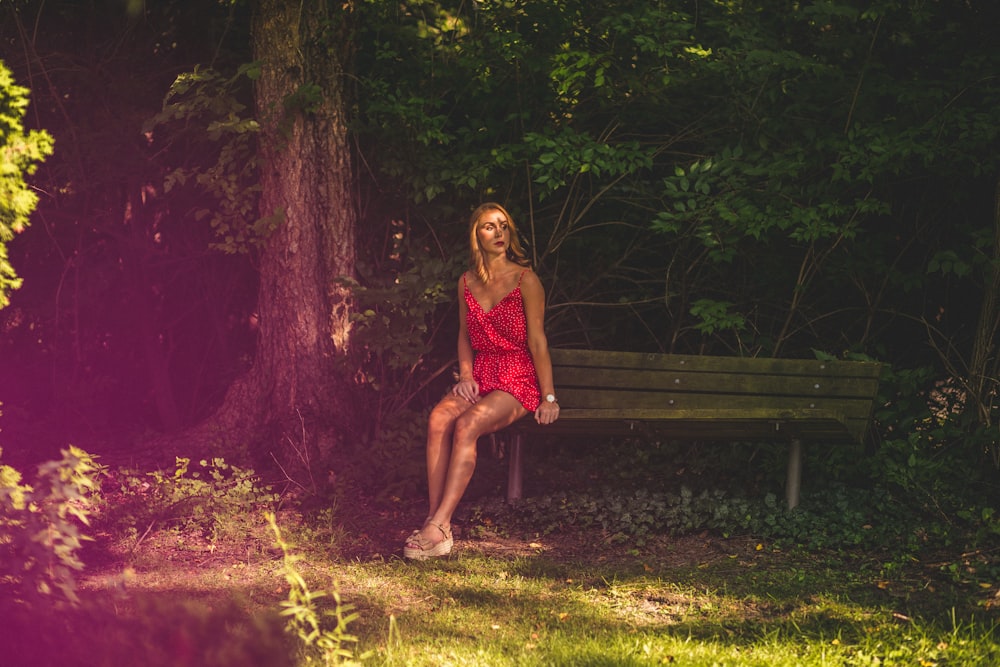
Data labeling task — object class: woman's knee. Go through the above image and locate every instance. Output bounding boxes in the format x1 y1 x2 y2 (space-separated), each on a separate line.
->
427 398 464 437
453 411 490 444
453 394 524 442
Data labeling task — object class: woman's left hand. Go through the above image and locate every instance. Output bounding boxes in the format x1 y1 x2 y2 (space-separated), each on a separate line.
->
534 401 560 425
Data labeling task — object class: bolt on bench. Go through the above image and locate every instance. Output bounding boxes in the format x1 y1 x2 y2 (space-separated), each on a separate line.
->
505 348 883 509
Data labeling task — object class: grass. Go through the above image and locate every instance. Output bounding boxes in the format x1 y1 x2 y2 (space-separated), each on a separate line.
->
13 512 991 667
320 548 998 666
4 439 1000 665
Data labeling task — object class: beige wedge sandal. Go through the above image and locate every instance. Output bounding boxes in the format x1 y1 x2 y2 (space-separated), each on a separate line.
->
403 521 453 560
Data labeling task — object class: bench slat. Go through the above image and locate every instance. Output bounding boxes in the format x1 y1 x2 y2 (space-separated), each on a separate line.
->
553 366 880 400
517 421 852 443
555 389 873 436
515 408 858 442
550 348 883 379
556 387 875 412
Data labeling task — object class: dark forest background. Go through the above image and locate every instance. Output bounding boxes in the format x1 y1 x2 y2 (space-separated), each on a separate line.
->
1 0 999 513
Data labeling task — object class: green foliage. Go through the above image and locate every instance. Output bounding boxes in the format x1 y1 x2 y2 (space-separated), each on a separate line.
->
866 364 998 509
645 0 1000 357
143 63 274 254
104 456 277 545
356 406 430 502
356 0 1000 368
343 253 458 387
0 445 104 606
267 512 367 666
689 298 746 336
492 483 922 556
516 129 655 200
858 365 1000 583
339 249 461 499
356 0 671 209
0 60 54 308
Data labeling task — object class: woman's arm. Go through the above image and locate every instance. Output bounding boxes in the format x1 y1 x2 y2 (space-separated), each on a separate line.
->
521 271 559 424
454 274 479 403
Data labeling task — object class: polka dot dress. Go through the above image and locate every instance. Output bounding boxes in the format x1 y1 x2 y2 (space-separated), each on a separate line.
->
464 271 541 411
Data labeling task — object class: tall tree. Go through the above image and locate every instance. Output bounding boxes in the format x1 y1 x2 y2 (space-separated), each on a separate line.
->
2 1 363 466
198 0 361 460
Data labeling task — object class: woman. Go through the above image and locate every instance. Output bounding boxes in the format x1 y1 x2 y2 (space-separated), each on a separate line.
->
404 202 560 560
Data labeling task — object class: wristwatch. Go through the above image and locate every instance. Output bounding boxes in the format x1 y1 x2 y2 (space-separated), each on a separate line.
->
545 393 558 404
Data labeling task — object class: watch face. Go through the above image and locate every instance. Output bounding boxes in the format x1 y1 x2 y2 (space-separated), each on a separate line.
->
546 394 556 403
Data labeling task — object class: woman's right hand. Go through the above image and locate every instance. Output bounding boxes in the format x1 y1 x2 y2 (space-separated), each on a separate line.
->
452 379 480 404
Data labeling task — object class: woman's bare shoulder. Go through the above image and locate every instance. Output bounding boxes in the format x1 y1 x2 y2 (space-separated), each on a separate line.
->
520 266 540 283
519 268 544 294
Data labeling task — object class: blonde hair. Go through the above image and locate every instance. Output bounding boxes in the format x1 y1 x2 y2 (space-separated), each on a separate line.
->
467 202 531 285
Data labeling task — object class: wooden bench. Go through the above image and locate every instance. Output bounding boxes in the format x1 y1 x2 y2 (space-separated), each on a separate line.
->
504 349 883 509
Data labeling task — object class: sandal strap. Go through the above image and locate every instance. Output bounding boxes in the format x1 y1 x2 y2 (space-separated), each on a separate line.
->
407 517 433 540
428 521 452 540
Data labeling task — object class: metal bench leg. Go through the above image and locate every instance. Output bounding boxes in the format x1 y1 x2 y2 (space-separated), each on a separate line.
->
786 438 802 510
506 432 524 504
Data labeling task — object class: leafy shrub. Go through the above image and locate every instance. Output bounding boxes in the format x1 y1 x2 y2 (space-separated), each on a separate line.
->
343 253 458 392
338 250 461 498
0 445 104 606
355 406 429 502
484 483 926 556
867 364 1000 503
103 456 277 545
268 512 368 666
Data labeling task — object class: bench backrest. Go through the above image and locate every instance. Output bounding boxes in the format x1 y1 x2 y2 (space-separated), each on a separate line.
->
550 348 883 443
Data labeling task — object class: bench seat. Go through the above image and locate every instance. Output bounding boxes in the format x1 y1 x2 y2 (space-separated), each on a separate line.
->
504 349 883 508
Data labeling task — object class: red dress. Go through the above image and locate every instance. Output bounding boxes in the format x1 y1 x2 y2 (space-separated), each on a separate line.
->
464 271 541 411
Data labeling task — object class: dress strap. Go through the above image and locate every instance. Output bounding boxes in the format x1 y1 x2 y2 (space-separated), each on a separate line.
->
516 269 528 287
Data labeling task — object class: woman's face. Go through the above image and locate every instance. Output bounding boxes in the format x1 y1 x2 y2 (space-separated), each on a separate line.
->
476 209 509 256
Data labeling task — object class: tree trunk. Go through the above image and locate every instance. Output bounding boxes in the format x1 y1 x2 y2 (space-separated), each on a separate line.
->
968 176 1000 460
164 0 360 468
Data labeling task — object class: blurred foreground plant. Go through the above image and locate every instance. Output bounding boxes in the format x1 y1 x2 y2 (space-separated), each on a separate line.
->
0 445 104 605
267 511 368 666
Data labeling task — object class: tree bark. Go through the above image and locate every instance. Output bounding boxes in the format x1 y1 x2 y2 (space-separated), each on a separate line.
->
170 0 360 466
967 176 1000 447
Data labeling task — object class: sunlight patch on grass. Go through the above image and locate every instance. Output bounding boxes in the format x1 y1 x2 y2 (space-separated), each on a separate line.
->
321 552 1000 667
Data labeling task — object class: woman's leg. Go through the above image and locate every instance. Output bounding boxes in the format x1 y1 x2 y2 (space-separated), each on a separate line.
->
424 394 471 518
410 391 527 550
